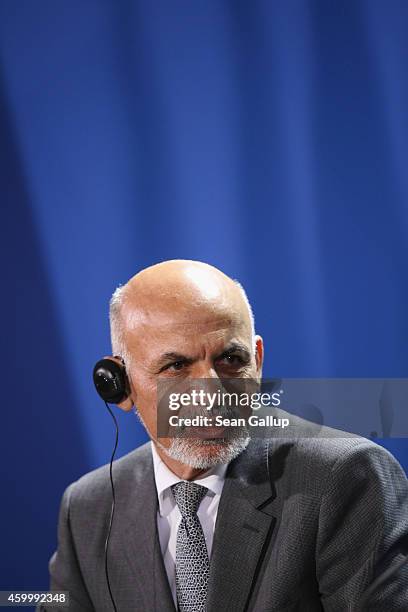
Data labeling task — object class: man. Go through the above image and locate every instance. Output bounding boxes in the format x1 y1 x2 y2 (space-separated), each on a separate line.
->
45 260 408 611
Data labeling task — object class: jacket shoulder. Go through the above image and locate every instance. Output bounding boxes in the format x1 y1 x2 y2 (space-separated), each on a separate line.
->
67 441 152 507
265 409 406 492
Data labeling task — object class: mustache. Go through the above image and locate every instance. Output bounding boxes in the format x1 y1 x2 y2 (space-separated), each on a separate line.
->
171 403 245 420
166 404 249 440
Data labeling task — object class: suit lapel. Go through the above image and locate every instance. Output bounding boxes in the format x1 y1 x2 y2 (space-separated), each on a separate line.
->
113 444 175 612
206 439 276 612
109 440 276 611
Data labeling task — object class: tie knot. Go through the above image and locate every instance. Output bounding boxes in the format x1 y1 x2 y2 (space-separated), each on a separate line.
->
171 481 208 517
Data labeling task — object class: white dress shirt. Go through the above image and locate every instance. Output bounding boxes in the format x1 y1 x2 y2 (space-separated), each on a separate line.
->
150 442 228 606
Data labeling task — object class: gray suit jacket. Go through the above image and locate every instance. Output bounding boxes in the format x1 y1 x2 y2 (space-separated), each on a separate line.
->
43 417 408 611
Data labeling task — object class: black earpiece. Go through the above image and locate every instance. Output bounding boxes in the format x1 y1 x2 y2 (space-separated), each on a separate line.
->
93 358 130 404
93 357 125 612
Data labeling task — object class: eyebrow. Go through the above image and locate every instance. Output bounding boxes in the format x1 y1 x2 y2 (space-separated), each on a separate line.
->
218 343 252 361
154 352 193 372
154 342 252 372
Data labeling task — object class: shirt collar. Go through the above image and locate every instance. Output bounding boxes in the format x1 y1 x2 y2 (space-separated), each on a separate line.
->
150 441 228 517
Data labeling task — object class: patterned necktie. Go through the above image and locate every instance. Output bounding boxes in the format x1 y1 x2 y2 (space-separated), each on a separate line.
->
171 481 210 612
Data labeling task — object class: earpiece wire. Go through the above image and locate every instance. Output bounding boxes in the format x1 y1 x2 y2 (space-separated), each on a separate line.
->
104 401 119 612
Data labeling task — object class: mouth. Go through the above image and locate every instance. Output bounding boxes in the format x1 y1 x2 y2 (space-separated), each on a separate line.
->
187 425 227 439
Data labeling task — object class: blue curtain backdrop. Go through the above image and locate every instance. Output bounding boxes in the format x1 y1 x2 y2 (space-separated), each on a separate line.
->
2 0 407 592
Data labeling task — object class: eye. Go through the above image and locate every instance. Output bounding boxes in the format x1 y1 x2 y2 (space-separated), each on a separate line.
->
161 360 187 372
218 354 245 366
169 360 186 371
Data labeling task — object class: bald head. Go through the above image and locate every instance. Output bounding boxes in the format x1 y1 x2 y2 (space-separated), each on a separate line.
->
110 260 255 364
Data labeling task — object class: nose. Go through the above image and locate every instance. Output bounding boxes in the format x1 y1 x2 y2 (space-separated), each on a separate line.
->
189 360 219 380
186 362 223 402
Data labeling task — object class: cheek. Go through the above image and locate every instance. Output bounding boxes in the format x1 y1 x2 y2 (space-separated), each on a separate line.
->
244 362 260 380
130 373 158 415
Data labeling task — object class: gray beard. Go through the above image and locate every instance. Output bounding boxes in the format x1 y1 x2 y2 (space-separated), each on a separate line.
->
155 435 250 469
133 405 249 468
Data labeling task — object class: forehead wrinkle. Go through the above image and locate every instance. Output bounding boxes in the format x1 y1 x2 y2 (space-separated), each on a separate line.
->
123 293 245 329
124 315 249 356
